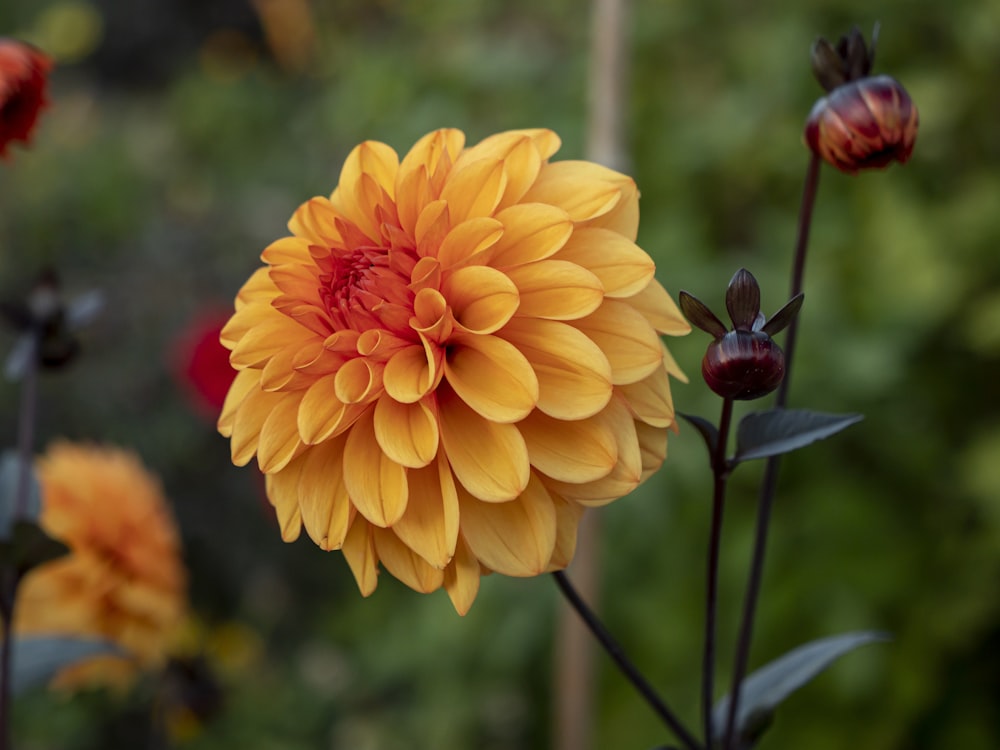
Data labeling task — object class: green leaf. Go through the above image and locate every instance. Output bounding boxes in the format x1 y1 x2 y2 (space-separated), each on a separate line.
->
0 452 41 539
0 520 69 575
679 412 719 458
712 631 890 748
8 636 121 695
733 409 863 463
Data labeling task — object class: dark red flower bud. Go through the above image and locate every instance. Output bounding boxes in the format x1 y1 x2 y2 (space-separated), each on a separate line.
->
0 39 52 159
804 74 918 174
702 330 785 400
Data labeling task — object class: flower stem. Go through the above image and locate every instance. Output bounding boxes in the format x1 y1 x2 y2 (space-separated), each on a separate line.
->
722 153 821 749
552 571 702 750
702 397 734 748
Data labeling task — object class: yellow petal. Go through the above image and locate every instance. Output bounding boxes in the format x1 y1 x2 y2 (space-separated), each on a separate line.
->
618 364 675 428
626 278 691 336
444 333 539 424
519 409 617 483
218 368 260 437
229 316 299 369
342 519 379 596
440 158 507 224
297 437 352 550
504 260 603 320
457 473 557 577
496 136 543 210
499 318 612 420
334 357 380 404
636 420 668 483
264 461 304 542
554 228 655 299
258 394 305 473
521 161 622 222
260 235 314 265
395 163 432 239
391 455 459 569
438 387 530 502
574 300 663 385
339 140 399 200
297 376 349 444
230 387 286 466
546 496 585 571
260 343 315 392
443 535 480 615
343 408 409 527
383 342 442 404
583 173 639 240
397 129 465 199
373 527 446 594
443 265 519 334
373 395 439 468
436 217 504 269
415 199 451 259
287 196 343 246
491 203 573 267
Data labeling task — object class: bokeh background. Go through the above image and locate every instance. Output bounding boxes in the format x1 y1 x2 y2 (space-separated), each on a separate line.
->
2 0 999 748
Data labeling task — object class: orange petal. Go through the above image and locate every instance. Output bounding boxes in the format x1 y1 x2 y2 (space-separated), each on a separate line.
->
636 420 668 482
618 364 675 428
258 394 305 473
491 203 573 267
573 300 663 385
230 387 285 466
383 342 442 404
626 278 691 336
343 408 409 527
297 437 352 550
436 217 504 269
229 316 300 369
298 376 348 444
397 129 465 197
519 409 617 483
373 395 439 468
288 196 343 246
218 368 260 437
372 527 445 593
342 518 379 596
444 333 538 424
457 474 557 577
438 387 530 502
443 535 481 615
547 495 585 571
440 158 507 223
391 455 459 569
339 140 399 199
334 356 380 404
264 459 304 542
554 227 655 298
582 173 639 240
521 161 622 222
260 235 314 265
499 318 612 420
443 265 519 334
504 260 603 320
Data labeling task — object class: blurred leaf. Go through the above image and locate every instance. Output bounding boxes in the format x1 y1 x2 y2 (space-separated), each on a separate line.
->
0 452 41 538
9 637 120 696
679 412 719 458
733 410 864 463
712 631 890 748
0 521 69 575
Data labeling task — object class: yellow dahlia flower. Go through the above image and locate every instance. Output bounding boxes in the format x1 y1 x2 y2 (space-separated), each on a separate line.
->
15 442 187 690
219 128 689 614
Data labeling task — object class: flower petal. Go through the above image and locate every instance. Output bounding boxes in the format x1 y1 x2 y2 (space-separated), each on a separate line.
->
521 161 622 222
264 461 304 542
443 535 480 615
554 228 655 298
258 394 305 473
440 158 507 223
444 333 539 423
298 376 352 444
342 519 379 596
230 387 286 466
391 454 459 569
499 318 612 420
218 368 261 437
383 341 442 404
573 300 663 385
297 437 352 550
343 408 409 527
618 364 675 428
636 420 668 482
504 260 603 320
626 278 691 336
582 173 639 239
436 217 504 269
457 473 557 577
519 409 617 483
373 395 439 468
443 265 519 334
491 204 573 267
438 387 530 502
372 527 445 593
547 496 585 571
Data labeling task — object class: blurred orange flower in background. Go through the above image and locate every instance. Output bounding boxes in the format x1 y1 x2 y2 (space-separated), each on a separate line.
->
0 38 52 158
219 128 689 613
16 442 187 690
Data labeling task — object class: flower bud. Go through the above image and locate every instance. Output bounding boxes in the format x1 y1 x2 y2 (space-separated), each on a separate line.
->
702 330 785 400
804 74 918 174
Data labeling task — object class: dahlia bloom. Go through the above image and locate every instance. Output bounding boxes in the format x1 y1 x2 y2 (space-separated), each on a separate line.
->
219 128 688 613
0 38 52 158
16 442 187 690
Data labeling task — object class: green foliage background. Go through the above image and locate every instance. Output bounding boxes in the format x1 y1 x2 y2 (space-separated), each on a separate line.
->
2 0 999 748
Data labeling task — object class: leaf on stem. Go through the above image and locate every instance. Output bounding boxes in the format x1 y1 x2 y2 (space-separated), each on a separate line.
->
733 409 863 463
712 631 890 748
10 636 121 695
0 451 42 538
678 412 719 458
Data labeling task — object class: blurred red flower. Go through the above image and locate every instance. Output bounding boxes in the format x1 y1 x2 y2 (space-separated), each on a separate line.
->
172 311 237 420
0 38 52 158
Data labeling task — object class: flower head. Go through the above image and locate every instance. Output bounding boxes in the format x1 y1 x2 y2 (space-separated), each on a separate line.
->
16 442 187 691
803 26 918 174
680 269 802 401
0 38 52 159
219 128 689 613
